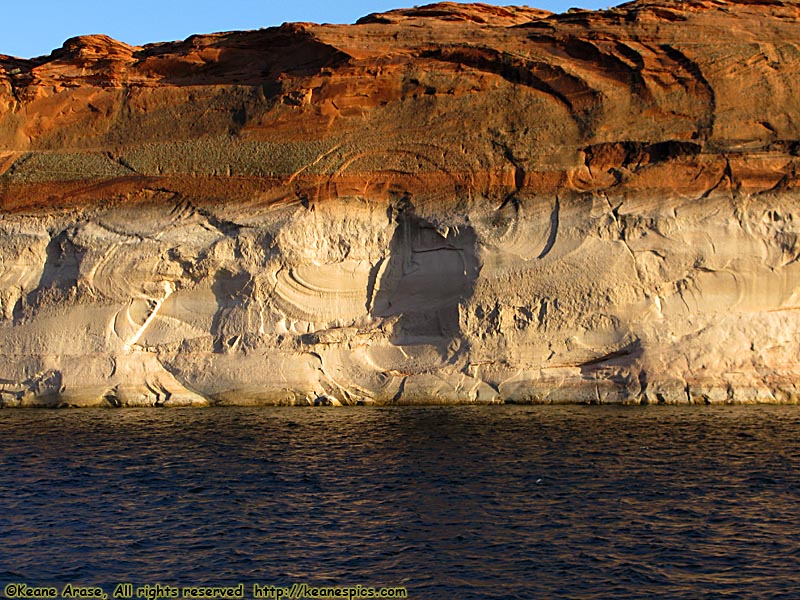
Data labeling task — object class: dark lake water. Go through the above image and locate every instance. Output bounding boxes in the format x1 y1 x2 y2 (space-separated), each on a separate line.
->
2 405 800 599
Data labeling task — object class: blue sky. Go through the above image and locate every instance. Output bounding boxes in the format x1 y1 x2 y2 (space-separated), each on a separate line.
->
1 0 615 59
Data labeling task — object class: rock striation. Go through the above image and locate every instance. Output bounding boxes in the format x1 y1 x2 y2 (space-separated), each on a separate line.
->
2 0 800 406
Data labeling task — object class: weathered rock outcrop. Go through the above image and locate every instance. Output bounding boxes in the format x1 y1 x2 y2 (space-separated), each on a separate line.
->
2 0 800 406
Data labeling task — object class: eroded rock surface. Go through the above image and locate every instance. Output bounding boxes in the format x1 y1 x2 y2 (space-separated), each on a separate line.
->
2 0 800 405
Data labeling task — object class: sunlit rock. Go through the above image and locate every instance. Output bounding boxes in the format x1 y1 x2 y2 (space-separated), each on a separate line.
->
2 1 800 404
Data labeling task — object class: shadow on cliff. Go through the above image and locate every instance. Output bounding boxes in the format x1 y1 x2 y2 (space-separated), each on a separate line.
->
15 229 84 323
210 269 256 353
135 26 351 87
370 201 480 348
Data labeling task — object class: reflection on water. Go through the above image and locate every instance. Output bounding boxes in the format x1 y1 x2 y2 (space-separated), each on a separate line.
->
2 406 800 598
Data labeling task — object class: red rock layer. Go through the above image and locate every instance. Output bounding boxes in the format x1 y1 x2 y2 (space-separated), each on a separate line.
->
1 0 799 210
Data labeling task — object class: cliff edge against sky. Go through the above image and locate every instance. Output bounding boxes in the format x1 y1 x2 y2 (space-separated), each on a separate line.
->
1 0 800 406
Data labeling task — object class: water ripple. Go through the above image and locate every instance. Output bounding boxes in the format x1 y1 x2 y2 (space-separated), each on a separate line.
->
2 406 800 598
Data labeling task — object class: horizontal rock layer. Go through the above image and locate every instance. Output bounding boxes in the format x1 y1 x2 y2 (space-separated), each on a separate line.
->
1 0 800 405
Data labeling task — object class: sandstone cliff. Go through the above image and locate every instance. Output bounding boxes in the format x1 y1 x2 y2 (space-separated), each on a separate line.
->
1 0 799 406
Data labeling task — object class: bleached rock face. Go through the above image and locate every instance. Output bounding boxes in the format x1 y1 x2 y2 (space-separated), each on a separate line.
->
2 192 799 406
2 0 800 405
